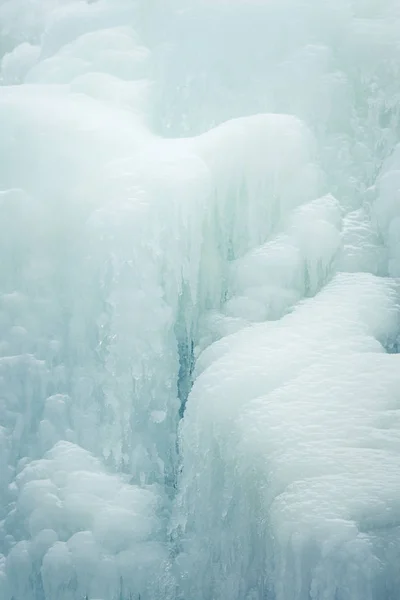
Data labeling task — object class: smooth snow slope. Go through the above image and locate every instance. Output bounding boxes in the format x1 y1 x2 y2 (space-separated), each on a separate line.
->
0 1 400 599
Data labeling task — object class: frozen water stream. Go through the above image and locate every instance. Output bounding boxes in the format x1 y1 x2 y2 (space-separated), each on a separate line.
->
0 1 400 599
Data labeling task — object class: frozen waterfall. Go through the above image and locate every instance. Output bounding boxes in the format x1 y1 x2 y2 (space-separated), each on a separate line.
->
0 1 400 599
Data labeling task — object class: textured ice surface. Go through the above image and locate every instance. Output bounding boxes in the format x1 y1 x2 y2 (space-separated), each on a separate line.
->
1 1 400 599
177 273 400 600
5 442 165 600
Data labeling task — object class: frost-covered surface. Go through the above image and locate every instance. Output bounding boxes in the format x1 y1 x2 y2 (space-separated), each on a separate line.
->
0 1 400 599
177 273 400 600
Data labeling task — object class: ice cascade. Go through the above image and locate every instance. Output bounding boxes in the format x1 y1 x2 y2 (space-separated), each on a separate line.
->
0 1 400 599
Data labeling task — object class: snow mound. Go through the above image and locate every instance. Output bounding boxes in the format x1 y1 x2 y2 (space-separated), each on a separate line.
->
177 273 400 600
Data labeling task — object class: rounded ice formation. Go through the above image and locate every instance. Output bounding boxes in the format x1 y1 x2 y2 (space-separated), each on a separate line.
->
0 1 400 600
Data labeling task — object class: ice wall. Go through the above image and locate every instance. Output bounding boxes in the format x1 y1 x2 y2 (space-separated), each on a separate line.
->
177 273 400 600
171 2 400 600
0 0 400 599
